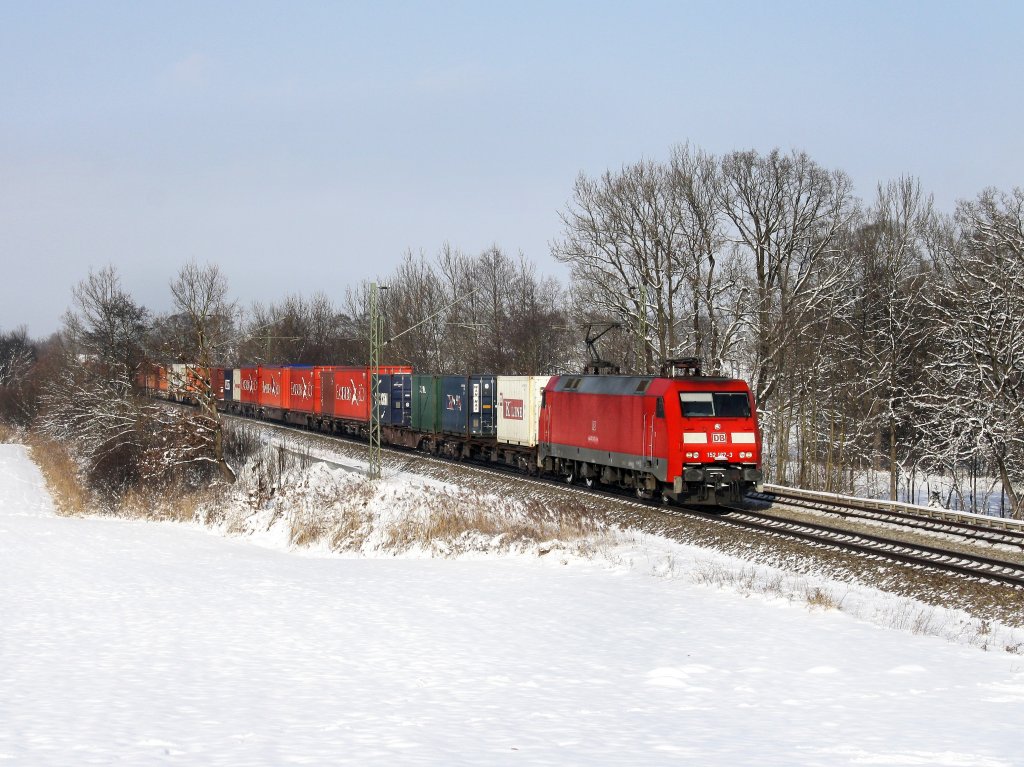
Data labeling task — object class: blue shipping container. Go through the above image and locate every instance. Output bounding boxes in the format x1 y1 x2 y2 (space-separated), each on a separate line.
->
440 376 469 435
468 375 497 437
376 373 412 427
223 368 235 401
440 375 497 437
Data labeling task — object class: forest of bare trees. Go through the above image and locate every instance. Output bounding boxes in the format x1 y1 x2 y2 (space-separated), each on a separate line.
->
554 146 1023 517
0 143 1021 517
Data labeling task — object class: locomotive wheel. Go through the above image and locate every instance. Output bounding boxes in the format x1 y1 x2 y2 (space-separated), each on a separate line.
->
635 486 654 500
583 476 595 488
564 470 575 484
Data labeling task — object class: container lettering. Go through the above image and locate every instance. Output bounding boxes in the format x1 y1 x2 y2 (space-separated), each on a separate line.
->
502 398 524 420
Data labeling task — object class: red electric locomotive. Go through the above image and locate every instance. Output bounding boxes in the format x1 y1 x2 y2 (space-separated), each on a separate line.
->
538 360 762 504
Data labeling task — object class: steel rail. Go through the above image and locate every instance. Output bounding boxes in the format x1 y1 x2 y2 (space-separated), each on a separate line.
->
761 484 1024 532
750 489 1024 550
716 504 1024 589
215 407 1024 589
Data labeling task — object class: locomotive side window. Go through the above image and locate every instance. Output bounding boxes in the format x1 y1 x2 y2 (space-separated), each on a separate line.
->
680 392 751 418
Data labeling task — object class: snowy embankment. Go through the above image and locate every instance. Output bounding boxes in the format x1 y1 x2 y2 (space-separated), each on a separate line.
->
2 443 1024 766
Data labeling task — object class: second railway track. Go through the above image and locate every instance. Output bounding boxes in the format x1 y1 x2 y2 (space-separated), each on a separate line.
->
713 503 1024 589
750 487 1024 550
220 407 1024 593
236 411 1024 591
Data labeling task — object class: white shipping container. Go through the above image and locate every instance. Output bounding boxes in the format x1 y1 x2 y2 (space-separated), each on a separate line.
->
496 375 548 447
169 363 187 400
225 369 239 402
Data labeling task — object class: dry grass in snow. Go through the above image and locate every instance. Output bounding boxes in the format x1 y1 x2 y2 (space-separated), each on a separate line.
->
22 431 92 517
207 454 614 559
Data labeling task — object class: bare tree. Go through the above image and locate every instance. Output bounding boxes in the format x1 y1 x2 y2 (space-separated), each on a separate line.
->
855 178 936 499
667 144 743 373
169 261 236 482
388 250 451 370
920 188 1024 517
720 148 857 409
553 160 689 372
0 326 38 424
62 265 150 381
38 267 155 493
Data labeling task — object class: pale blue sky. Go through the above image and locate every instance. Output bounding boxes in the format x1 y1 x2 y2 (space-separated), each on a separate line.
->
2 1 1021 336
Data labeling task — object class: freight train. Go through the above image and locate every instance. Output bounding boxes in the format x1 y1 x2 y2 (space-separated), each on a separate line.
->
141 361 762 504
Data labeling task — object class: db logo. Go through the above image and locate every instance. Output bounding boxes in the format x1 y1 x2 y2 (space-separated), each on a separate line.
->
712 433 727 443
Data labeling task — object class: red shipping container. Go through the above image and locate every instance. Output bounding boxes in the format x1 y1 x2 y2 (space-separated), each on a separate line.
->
258 367 286 410
287 367 318 414
319 367 336 416
319 365 412 423
187 365 208 397
135 362 166 393
211 368 226 401
325 366 371 423
238 368 259 404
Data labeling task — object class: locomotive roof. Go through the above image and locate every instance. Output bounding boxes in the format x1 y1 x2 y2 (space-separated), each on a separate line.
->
551 373 742 395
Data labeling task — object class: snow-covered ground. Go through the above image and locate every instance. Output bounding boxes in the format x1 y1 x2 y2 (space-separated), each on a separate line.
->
2 443 1023 766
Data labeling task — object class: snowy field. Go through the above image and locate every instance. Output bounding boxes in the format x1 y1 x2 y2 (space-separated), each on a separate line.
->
2 444 1023 766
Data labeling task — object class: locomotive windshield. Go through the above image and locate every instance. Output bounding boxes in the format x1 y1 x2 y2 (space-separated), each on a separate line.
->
680 392 751 418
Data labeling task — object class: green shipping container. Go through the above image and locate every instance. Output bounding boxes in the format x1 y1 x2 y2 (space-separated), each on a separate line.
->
411 374 441 433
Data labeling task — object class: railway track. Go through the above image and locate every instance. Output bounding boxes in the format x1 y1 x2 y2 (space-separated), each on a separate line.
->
222 411 1024 590
750 486 1024 550
714 503 1024 589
